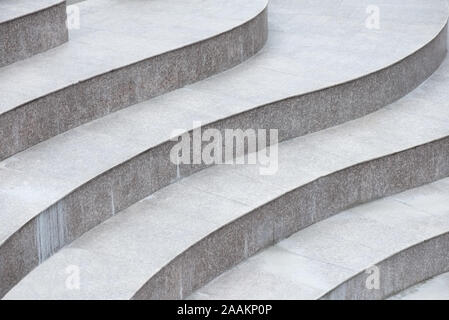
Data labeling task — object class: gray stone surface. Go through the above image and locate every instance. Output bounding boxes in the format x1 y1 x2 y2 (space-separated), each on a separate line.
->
390 271 449 300
1 0 449 299
5 76 449 298
0 0 68 67
1 0 447 161
190 178 449 300
0 0 269 160
322 232 449 300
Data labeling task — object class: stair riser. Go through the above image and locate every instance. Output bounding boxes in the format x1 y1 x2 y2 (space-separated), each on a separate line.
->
163 22 449 180
321 232 449 300
0 21 447 299
0 1 68 68
132 136 449 299
0 7 268 161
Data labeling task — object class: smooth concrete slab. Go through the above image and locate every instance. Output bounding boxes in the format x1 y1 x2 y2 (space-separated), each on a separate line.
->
390 272 449 300
0 0 269 160
190 178 449 300
0 0 68 67
1 0 449 298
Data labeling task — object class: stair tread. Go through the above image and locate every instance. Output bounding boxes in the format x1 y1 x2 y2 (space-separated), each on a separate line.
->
5 52 449 298
0 0 446 247
0 0 267 115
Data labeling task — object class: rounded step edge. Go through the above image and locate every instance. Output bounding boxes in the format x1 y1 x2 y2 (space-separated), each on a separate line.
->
129 135 449 300
0 11 447 299
0 0 68 68
186 177 449 300
320 231 449 300
0 0 269 161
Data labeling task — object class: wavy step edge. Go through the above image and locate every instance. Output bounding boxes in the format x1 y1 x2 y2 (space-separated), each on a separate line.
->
0 3 268 161
0 18 447 299
0 0 68 68
124 134 449 300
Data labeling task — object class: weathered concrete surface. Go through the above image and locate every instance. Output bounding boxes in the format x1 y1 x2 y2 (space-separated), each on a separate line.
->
1 0 448 299
0 0 68 67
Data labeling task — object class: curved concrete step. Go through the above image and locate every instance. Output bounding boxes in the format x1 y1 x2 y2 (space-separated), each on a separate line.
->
0 0 269 160
390 272 449 300
0 0 68 67
5 58 449 298
0 0 447 298
189 177 449 300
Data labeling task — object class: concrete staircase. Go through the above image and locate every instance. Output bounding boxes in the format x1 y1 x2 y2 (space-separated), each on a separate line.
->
189 178 449 300
1 0 449 300
0 0 268 160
